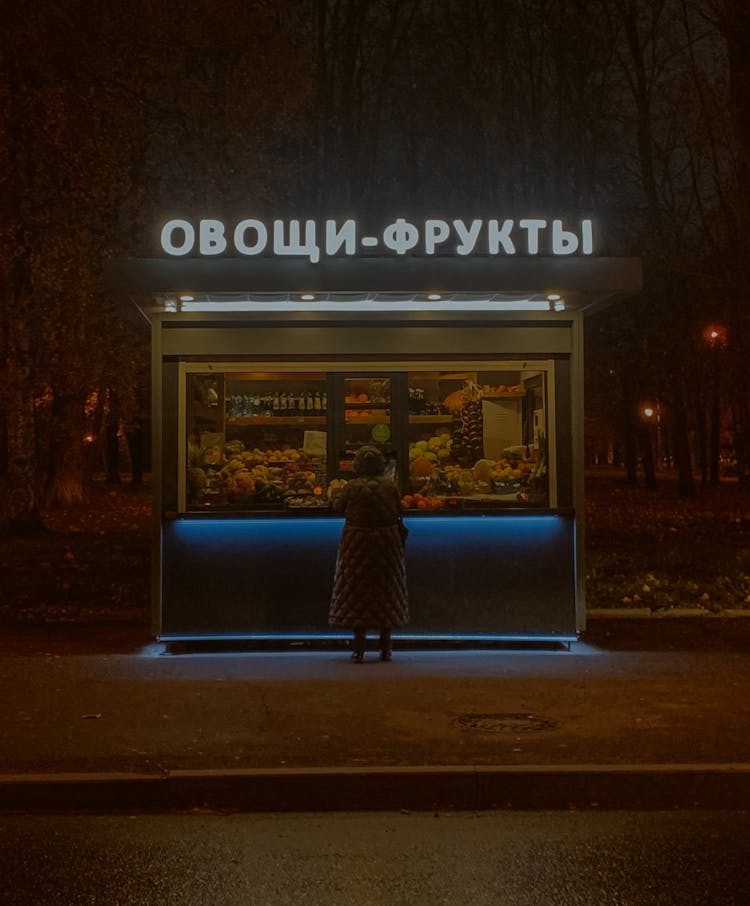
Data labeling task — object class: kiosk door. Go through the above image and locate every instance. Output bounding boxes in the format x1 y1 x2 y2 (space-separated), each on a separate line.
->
331 373 408 488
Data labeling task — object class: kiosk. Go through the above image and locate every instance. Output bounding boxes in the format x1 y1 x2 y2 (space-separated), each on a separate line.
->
108 217 641 643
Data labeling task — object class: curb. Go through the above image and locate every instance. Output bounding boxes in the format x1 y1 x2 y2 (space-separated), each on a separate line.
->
3 764 750 813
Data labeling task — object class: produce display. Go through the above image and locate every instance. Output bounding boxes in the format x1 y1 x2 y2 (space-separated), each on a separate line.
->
402 380 546 509
186 373 549 511
447 381 485 463
188 440 327 507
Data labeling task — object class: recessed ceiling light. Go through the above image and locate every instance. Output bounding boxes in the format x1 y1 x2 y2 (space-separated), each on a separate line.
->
179 294 194 302
301 293 315 301
547 293 561 301
428 293 442 301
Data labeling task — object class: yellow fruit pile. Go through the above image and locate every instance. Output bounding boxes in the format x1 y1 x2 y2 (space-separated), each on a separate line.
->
409 432 452 463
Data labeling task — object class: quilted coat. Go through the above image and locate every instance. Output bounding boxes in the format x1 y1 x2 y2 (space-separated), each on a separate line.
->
329 474 409 630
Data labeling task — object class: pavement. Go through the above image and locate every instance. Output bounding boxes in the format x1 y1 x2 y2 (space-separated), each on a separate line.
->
1 615 750 813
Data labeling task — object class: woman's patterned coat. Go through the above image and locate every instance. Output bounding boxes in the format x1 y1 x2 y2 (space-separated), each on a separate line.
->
329 476 409 630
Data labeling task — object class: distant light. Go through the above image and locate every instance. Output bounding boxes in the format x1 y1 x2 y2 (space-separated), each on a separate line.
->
179 294 194 302
553 299 566 311
83 433 96 444
428 293 442 301
164 299 178 312
643 407 654 418
301 293 315 301
547 293 561 301
704 324 727 347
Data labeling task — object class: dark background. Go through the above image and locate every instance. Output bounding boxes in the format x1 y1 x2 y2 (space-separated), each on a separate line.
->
2 0 750 532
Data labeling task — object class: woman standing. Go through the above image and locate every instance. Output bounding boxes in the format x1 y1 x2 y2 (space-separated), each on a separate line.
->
329 445 409 662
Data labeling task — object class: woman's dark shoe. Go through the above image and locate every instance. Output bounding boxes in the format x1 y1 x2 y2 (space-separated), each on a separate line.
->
351 629 366 663
378 628 392 662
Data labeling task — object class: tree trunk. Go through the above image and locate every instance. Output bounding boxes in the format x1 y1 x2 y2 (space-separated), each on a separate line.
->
638 424 657 490
695 394 708 487
105 392 121 485
620 375 639 484
670 380 696 498
0 383 44 535
0 265 43 534
709 377 721 486
43 392 86 508
730 376 750 492
126 418 145 486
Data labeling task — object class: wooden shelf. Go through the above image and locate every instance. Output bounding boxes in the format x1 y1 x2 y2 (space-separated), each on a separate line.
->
408 415 452 423
344 415 390 424
227 416 327 426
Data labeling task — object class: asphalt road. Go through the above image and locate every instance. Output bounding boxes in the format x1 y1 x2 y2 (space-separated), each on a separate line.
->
0 811 748 905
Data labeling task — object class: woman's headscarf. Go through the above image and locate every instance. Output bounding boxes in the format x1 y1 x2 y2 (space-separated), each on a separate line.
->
352 445 386 476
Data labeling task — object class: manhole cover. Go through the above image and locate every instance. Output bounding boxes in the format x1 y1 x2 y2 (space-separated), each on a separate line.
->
455 713 556 733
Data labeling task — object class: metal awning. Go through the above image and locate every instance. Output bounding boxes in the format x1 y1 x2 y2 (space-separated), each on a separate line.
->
105 255 642 324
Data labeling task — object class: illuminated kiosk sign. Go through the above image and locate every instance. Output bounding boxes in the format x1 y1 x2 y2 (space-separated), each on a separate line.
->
160 217 595 261
104 213 642 644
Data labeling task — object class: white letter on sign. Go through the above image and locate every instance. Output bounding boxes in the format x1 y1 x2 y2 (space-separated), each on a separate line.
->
551 220 579 254
424 219 450 254
519 219 547 254
325 219 356 256
453 219 482 255
233 219 267 255
581 219 593 254
487 219 516 254
161 219 195 256
273 219 320 262
199 220 227 255
382 218 419 254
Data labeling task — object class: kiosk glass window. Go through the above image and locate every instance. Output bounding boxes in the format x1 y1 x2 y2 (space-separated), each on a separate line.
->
182 364 550 512
185 371 329 510
405 369 549 509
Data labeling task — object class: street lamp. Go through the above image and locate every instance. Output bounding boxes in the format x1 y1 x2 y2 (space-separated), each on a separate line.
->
640 402 663 469
703 324 727 348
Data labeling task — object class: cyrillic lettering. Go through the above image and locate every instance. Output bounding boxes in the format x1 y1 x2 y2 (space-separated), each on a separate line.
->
487 219 516 255
551 220 579 255
233 219 267 256
581 219 593 254
453 219 482 256
519 219 547 254
273 219 320 263
325 219 356 256
161 219 194 256
198 219 227 256
382 218 419 255
424 219 450 254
